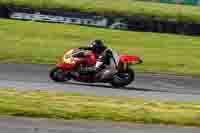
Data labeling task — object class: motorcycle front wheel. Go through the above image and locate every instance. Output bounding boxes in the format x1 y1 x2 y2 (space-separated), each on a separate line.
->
49 67 68 82
110 68 135 88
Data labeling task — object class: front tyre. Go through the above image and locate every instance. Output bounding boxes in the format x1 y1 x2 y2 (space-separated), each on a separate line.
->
110 68 135 88
49 67 67 82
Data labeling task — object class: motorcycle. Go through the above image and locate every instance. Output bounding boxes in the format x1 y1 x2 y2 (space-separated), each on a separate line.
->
49 48 143 87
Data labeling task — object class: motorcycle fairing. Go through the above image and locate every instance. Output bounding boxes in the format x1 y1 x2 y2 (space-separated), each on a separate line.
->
57 49 97 71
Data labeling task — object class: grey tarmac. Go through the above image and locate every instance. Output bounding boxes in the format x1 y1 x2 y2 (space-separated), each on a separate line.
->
0 117 199 133
0 63 200 132
0 63 200 102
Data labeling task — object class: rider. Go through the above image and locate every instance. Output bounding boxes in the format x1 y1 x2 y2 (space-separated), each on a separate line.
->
79 39 118 81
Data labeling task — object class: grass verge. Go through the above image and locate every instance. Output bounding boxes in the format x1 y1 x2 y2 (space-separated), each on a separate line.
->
1 0 200 23
0 88 200 126
1 19 200 76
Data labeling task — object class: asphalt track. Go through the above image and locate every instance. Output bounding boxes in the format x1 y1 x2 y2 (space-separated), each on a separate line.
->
0 117 199 133
1 63 200 132
0 63 200 102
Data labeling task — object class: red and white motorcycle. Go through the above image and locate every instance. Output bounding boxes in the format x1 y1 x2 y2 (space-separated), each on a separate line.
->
49 48 143 87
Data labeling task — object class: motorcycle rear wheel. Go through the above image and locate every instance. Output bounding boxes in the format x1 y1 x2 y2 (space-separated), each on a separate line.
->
110 68 135 88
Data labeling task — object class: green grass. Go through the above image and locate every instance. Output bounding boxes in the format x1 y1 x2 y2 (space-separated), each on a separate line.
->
1 0 200 23
1 19 200 76
0 88 200 126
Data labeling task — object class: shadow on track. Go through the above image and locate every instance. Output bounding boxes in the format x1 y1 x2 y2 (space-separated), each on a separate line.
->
49 80 200 95
59 81 169 93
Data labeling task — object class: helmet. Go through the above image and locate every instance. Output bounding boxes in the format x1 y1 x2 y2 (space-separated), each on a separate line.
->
89 40 107 54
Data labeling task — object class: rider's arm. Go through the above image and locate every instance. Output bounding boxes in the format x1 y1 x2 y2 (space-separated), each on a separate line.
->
95 49 113 69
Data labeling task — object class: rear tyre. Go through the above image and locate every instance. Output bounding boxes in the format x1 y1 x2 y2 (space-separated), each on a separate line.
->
110 69 135 88
49 67 68 82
